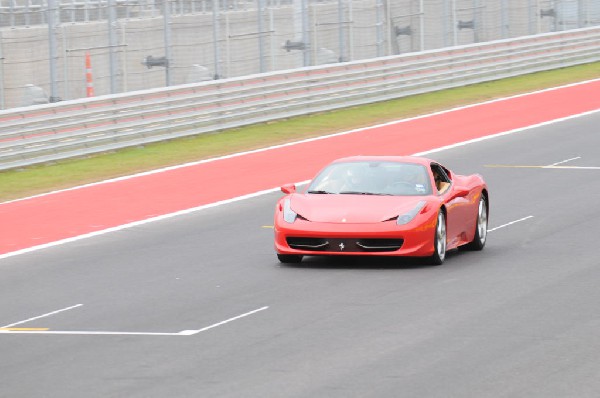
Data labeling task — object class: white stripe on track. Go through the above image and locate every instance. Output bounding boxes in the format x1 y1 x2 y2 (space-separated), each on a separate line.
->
488 216 534 232
1 304 83 328
0 306 269 336
549 156 581 166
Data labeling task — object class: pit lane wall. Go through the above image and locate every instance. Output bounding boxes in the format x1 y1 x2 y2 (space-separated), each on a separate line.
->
1 26 600 171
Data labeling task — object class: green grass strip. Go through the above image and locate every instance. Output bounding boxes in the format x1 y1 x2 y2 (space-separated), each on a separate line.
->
2 62 600 203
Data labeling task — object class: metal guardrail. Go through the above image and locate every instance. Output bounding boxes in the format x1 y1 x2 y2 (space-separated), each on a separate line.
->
2 26 600 171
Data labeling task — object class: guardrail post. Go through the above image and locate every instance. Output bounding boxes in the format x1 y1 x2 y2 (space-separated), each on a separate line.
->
163 0 172 86
501 0 508 38
375 0 384 57
419 0 425 51
528 0 537 35
337 0 344 62
212 0 221 79
258 0 266 73
451 0 457 46
302 0 311 66
473 0 480 43
47 0 60 102
108 0 118 94
0 31 4 109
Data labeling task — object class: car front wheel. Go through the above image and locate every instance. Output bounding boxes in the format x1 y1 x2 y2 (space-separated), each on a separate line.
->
429 211 446 265
464 196 488 251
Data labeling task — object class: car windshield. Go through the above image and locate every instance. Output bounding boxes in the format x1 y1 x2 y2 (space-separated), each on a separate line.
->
306 161 432 196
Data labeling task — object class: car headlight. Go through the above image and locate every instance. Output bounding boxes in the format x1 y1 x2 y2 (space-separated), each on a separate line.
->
283 198 297 223
397 201 426 225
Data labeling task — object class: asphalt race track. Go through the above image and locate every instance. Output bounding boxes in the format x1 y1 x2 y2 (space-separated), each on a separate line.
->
1 112 600 397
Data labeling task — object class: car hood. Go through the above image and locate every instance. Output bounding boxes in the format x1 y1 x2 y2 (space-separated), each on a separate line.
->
289 194 429 224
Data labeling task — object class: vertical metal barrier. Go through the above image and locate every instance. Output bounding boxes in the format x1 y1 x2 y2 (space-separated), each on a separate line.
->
108 0 118 94
47 0 60 102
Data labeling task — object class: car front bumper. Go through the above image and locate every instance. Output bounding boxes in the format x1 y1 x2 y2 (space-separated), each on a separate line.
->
274 214 437 257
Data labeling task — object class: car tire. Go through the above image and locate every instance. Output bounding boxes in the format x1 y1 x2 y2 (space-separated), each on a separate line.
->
429 211 446 265
277 254 303 264
464 196 488 251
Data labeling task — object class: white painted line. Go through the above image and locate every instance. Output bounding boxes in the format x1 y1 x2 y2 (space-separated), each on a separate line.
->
413 108 600 157
0 306 269 337
1 304 83 328
488 216 534 232
545 165 600 170
178 306 269 336
0 329 180 336
4 78 600 206
488 164 600 170
548 156 581 166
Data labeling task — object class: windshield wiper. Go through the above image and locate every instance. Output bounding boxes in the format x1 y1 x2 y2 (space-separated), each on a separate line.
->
339 191 389 195
307 190 333 194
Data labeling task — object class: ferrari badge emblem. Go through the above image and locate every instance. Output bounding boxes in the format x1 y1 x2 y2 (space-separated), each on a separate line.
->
339 242 345 251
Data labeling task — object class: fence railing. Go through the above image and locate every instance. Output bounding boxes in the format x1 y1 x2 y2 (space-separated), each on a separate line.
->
2 26 600 171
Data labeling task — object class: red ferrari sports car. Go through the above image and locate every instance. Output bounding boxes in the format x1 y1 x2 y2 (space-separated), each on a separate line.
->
274 156 488 265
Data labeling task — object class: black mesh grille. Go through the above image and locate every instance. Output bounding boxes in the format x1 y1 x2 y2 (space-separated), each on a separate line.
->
286 237 403 252
356 239 404 252
286 237 328 251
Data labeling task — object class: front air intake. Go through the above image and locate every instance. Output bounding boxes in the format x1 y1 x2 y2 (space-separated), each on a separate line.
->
286 237 403 252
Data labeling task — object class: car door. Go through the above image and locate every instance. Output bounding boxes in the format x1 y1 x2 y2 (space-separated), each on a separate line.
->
431 163 471 248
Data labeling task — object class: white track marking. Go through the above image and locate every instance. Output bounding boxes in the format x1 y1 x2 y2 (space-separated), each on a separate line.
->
0 304 83 328
548 156 581 166
4 77 600 206
488 216 534 232
178 306 269 336
545 166 600 170
0 329 179 336
0 306 269 336
487 164 600 170
413 108 600 157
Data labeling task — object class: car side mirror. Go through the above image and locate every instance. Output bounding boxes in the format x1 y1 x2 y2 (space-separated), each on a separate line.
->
281 184 296 194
